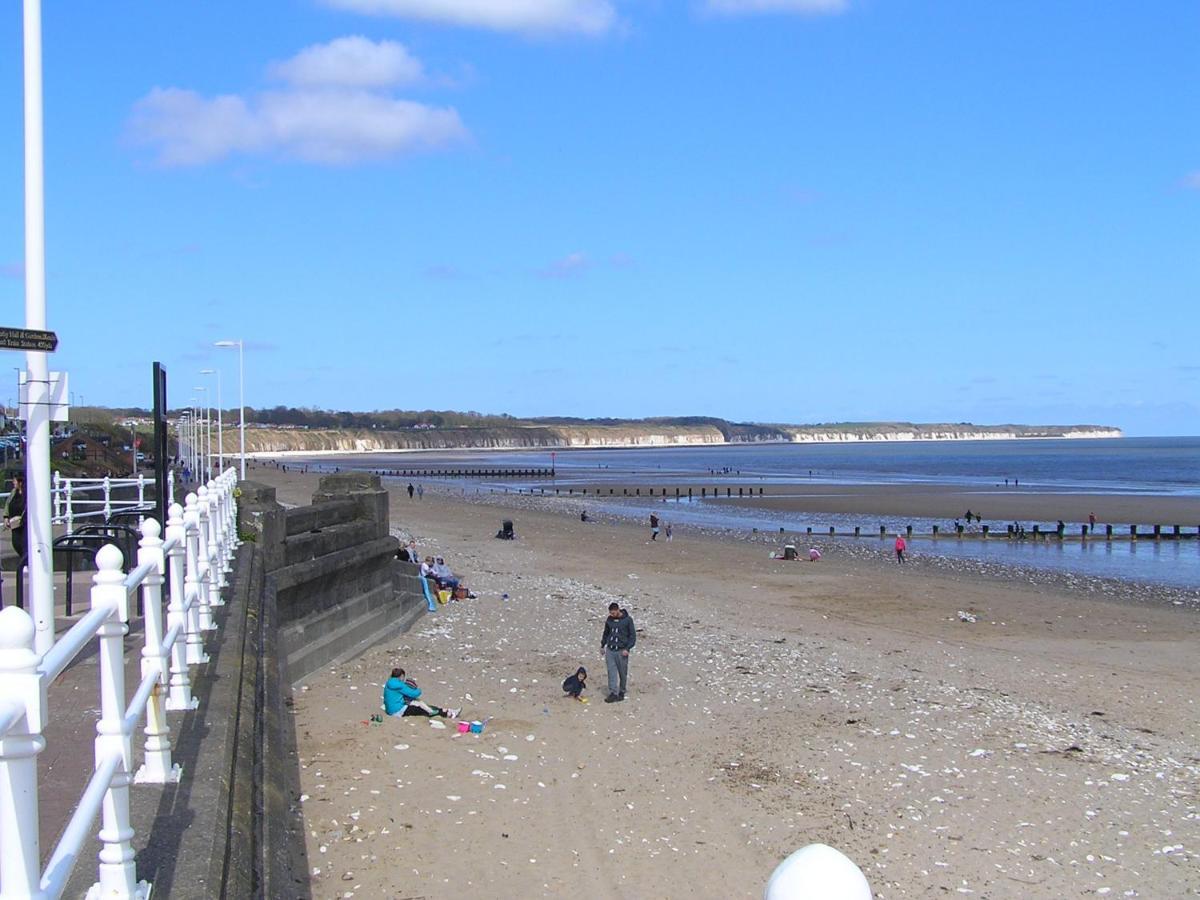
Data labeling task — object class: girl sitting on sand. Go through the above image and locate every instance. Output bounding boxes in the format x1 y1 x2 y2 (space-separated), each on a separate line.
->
562 666 588 702
383 667 460 718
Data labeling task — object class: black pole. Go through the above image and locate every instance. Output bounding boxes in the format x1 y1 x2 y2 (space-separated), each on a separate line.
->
152 362 168 525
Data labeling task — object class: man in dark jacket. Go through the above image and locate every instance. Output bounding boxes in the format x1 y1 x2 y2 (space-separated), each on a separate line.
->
600 602 636 702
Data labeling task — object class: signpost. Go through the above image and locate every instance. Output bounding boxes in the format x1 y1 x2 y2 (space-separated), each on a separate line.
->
0 327 57 352
153 362 168 526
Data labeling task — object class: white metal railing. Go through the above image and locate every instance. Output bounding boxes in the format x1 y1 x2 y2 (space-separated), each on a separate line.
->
0 473 178 535
0 468 239 899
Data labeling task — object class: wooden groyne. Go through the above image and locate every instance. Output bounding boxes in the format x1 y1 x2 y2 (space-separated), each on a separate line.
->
483 484 1200 543
374 466 555 479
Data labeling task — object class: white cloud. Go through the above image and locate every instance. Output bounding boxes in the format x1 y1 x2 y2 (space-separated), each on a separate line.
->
321 0 617 36
269 36 424 88
538 251 591 278
128 39 468 167
130 86 466 166
703 0 848 15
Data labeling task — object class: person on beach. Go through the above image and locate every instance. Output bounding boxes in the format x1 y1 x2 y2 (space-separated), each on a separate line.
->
562 666 588 701
894 534 907 564
383 667 460 718
809 547 822 561
417 484 424 500
1089 512 1096 532
3 472 26 560
432 556 461 591
601 602 636 703
407 483 415 499
665 522 673 542
650 513 660 541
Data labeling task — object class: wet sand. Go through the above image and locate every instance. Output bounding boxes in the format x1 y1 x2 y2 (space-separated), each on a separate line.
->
251 466 1200 899
525 481 1200 526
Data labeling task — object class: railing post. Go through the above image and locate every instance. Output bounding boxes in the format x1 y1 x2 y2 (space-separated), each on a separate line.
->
102 475 112 521
0 607 47 899
207 481 228 592
225 472 236 561
52 469 61 523
181 496 209 662
136 473 145 509
65 477 74 534
227 471 241 552
90 543 147 899
190 491 215 633
134 519 180 785
167 472 175 509
164 503 198 711
204 480 225 600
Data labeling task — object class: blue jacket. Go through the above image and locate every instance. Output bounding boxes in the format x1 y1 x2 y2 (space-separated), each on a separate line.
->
383 677 421 715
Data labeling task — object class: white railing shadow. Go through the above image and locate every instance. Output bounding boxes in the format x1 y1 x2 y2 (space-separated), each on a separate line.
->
0 468 239 899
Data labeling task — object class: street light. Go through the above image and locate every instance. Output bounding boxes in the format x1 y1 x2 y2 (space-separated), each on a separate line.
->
201 367 223 474
177 411 191 481
24 0 57 653
194 386 212 482
214 340 245 479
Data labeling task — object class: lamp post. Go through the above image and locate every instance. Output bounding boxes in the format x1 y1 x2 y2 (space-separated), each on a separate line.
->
214 340 244 479
193 386 210 481
187 401 199 481
23 0 55 656
201 367 222 474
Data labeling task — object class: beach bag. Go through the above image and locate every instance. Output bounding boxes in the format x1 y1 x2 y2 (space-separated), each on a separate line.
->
437 589 451 605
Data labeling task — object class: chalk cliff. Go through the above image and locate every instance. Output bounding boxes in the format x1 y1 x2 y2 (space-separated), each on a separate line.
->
241 422 1122 455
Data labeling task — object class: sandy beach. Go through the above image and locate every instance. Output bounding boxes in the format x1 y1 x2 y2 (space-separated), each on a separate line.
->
257 466 1200 899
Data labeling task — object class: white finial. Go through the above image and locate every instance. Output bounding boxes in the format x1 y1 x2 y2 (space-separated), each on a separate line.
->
140 517 162 540
95 543 125 575
0 606 35 651
764 844 872 900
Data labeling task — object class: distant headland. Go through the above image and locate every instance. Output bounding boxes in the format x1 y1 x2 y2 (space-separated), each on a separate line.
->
229 414 1122 455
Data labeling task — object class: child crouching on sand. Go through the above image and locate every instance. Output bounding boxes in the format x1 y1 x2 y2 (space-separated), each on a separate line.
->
384 667 460 718
562 666 588 702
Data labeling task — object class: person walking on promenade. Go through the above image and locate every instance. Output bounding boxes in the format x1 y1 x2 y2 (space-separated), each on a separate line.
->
407 483 415 499
3 472 26 561
649 513 660 541
601 602 636 703
894 533 907 564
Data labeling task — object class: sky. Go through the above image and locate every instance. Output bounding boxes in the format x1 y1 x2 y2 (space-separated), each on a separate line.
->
0 1 1197 436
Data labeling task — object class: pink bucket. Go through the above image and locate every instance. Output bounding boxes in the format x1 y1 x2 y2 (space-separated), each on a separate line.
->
457 721 470 734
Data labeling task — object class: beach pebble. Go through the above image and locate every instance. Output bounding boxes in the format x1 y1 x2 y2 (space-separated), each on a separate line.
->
429 720 446 730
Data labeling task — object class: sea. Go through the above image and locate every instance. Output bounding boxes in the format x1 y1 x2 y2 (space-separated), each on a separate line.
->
298 437 1200 590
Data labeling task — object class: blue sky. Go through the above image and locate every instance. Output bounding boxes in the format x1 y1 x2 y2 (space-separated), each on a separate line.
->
0 1 1197 435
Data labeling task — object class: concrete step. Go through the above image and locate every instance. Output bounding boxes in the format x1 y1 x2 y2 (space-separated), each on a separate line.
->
283 584 425 684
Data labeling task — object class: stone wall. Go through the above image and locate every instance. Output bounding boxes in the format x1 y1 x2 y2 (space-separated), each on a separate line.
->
237 472 427 684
